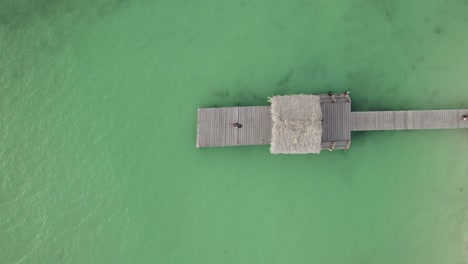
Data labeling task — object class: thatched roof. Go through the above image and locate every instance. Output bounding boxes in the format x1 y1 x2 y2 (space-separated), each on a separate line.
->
269 95 323 154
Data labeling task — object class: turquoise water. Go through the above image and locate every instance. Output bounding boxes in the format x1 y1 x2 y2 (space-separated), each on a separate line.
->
1 1 468 263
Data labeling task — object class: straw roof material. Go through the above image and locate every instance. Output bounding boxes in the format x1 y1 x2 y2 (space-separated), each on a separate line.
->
269 95 323 154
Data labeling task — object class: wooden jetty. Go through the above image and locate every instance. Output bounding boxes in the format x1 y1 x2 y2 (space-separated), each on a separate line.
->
196 92 468 153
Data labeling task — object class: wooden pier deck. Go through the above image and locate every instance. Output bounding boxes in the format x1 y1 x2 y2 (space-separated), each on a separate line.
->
196 93 352 149
352 110 468 131
196 93 468 151
196 106 272 148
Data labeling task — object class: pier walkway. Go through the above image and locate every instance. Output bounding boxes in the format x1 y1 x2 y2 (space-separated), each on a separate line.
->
352 110 468 131
196 93 468 151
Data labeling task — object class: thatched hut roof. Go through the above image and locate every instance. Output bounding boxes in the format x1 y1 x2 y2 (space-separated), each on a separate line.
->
269 95 323 154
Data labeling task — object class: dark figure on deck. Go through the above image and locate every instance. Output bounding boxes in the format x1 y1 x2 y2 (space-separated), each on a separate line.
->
462 115 468 121
234 123 243 128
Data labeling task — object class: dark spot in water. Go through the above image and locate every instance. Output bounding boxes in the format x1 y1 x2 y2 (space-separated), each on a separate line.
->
386 85 399 95
346 71 381 93
97 0 130 16
277 74 291 86
433 26 443 35
0 0 130 30
12 70 25 79
277 70 293 93
382 4 391 19
240 0 250 8
353 97 369 111
213 90 230 98
460 187 464 192
307 61 327 81
234 90 267 106
253 95 264 105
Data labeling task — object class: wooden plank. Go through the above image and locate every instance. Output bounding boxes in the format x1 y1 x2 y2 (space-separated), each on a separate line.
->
197 106 272 147
412 110 458 129
196 107 238 147
406 111 414 129
321 101 351 142
394 111 406 130
238 106 272 145
351 109 468 131
459 110 468 129
321 141 350 150
319 93 351 104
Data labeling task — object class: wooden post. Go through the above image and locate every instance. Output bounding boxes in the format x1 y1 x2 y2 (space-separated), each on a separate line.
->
329 141 336 151
345 141 351 151
328 92 336 103
345 91 351 102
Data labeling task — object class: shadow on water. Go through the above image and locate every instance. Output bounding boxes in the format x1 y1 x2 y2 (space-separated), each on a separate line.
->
0 0 130 30
274 70 294 95
205 86 272 108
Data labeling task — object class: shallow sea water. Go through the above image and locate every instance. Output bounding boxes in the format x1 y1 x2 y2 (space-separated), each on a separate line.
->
1 1 468 263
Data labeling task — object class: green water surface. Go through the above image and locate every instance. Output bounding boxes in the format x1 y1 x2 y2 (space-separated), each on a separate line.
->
1 1 468 263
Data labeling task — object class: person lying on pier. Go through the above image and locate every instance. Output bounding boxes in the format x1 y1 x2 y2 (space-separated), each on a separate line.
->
462 115 468 121
233 123 243 128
